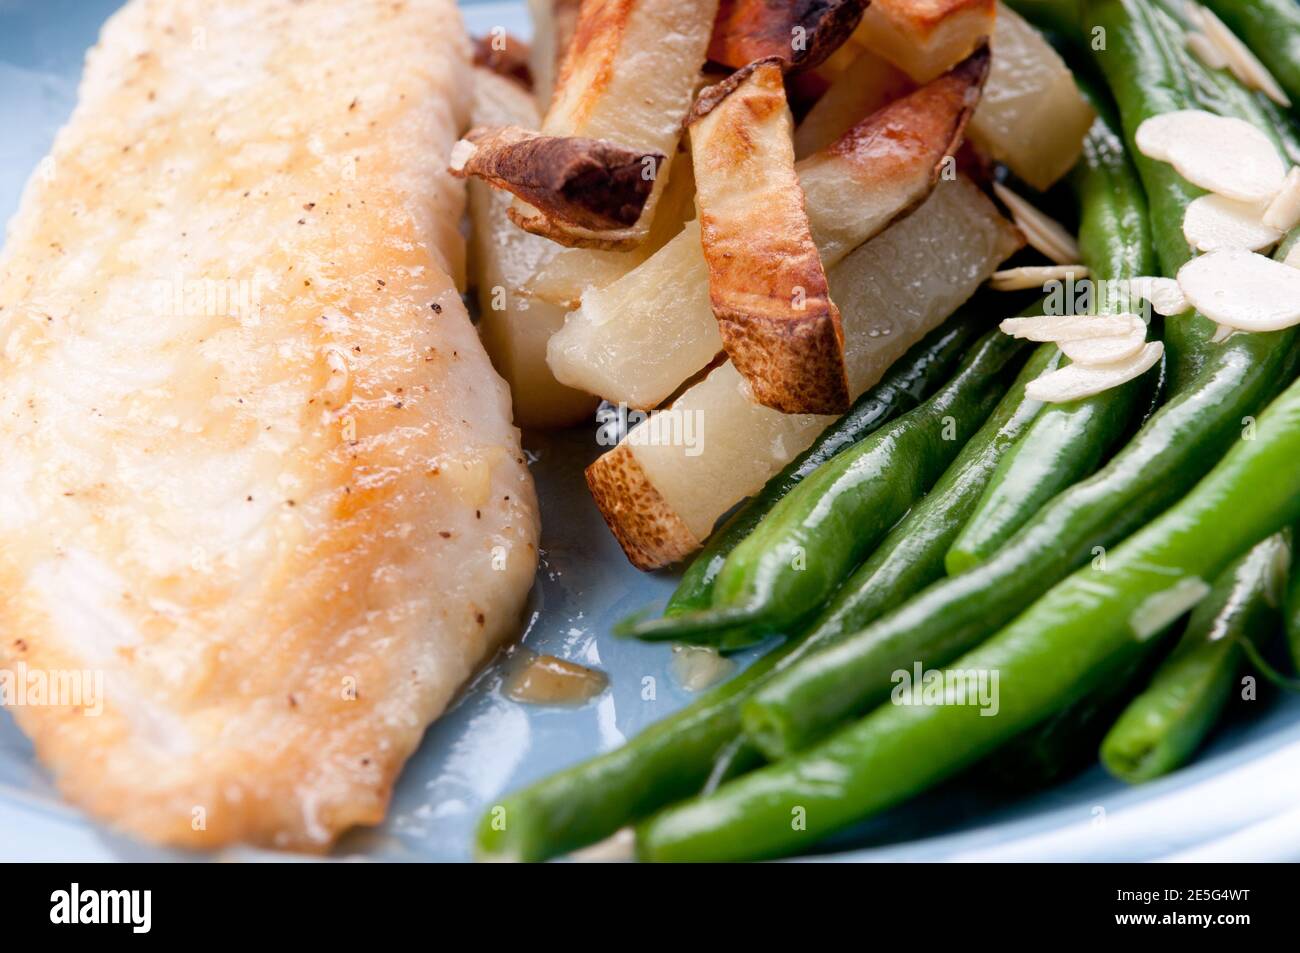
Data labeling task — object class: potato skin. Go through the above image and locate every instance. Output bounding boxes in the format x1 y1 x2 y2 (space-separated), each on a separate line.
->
691 58 851 416
708 0 872 72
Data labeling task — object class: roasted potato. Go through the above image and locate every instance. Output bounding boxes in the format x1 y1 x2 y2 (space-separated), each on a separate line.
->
586 175 1023 570
466 68 598 429
689 59 850 416
854 0 996 82
708 0 872 72
452 125 664 234
548 50 992 411
510 0 720 249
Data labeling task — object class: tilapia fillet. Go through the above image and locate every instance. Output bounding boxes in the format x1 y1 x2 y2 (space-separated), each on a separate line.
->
0 0 539 850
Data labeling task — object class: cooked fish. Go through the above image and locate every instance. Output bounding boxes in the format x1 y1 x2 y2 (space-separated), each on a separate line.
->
0 0 539 850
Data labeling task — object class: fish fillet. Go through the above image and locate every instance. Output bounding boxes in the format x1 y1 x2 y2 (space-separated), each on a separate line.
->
0 0 539 850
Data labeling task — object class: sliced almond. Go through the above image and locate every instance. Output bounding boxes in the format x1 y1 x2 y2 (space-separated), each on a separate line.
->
1126 276 1190 316
1000 313 1140 343
1211 324 1237 344
1263 168 1300 232
1026 341 1164 403
1135 110 1287 204
993 182 1081 265
1134 109 1221 161
989 265 1088 292
1182 194 1282 252
1195 3 1292 108
1059 322 1149 365
1177 248 1300 332
1185 31 1228 71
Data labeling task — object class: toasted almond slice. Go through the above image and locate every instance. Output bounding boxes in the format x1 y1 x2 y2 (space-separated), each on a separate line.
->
1183 194 1282 252
990 265 1089 292
690 59 850 416
1134 109 1220 161
708 0 871 71
1026 342 1164 403
1000 314 1141 343
1263 168 1300 232
1186 30 1228 71
1135 110 1287 204
1195 3 1292 108
993 182 1081 265
1177 248 1300 332
450 126 665 233
1126 276 1191 316
1059 323 1148 366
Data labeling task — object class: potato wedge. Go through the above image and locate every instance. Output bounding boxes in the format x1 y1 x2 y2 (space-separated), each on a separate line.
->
522 152 696 310
527 0 581 111
510 0 720 249
854 0 995 82
708 0 872 71
473 32 533 89
794 46 915 158
801 45 989 265
451 125 664 234
548 50 991 409
587 174 1023 569
967 3 1094 190
690 59 849 416
467 68 598 429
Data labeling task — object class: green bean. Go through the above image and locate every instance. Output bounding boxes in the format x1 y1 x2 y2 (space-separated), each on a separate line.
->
622 326 1032 646
1197 0 1300 110
981 647 1163 791
737 1 1300 760
1102 534 1293 783
1006 0 1084 41
639 372 1300 863
664 310 986 618
1288 536 1300 674
946 99 1157 572
788 341 1061 655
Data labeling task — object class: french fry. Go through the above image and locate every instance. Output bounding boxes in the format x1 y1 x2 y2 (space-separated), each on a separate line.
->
527 0 581 111
522 152 696 309
510 0 720 249
854 0 996 83
794 46 915 158
587 174 1023 569
451 125 664 235
548 49 991 410
854 2 1093 190
689 59 850 415
472 32 534 89
708 0 872 71
967 3 1094 190
467 68 598 429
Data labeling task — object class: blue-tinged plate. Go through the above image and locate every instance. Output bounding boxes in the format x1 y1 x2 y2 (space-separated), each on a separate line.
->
2 0 1299 863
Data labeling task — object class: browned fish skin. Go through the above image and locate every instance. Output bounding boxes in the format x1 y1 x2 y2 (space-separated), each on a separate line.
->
0 0 539 851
